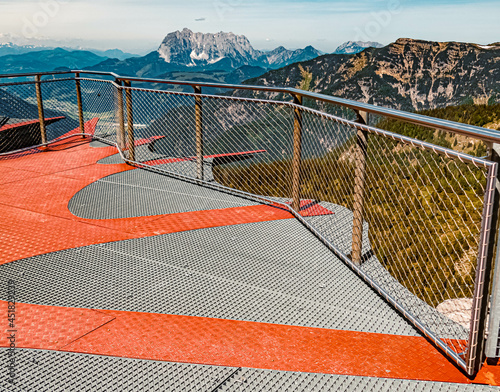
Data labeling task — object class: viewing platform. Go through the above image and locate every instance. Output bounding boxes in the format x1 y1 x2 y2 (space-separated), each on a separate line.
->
1 71 500 390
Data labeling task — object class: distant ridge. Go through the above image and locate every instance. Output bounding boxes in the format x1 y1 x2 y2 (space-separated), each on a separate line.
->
241 38 500 111
0 42 139 61
0 48 108 74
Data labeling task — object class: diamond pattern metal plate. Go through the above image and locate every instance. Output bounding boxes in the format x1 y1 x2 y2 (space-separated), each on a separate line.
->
1 349 498 392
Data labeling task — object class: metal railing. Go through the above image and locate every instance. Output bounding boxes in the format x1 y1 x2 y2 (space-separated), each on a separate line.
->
1 70 500 376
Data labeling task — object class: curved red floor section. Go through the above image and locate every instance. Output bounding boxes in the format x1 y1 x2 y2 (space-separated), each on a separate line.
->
0 136 293 264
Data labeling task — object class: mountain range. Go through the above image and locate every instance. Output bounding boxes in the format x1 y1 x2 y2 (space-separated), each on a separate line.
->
0 42 138 60
85 28 325 86
0 48 108 74
1 31 498 111
241 38 500 110
0 30 385 87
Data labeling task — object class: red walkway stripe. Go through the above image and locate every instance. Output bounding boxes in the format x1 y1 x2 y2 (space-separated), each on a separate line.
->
1 301 493 385
63 310 474 384
1 301 114 350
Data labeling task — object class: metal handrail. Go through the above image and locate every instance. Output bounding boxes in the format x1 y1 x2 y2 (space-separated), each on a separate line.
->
0 70 75 78
0 70 499 144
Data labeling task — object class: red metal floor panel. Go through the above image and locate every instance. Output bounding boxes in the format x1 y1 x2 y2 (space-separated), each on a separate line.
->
0 301 114 350
0 203 137 263
1 301 494 385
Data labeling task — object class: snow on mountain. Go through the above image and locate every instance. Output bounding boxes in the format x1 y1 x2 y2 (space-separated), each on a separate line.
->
334 41 384 54
157 28 321 69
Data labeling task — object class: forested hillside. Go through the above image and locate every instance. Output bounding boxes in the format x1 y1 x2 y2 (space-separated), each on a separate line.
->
213 103 500 306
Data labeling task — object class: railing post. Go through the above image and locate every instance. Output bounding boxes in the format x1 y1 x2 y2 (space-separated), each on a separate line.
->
123 80 135 161
484 143 500 361
464 142 500 375
194 86 204 180
34 75 47 144
115 80 126 150
291 94 303 212
74 72 85 138
351 110 369 266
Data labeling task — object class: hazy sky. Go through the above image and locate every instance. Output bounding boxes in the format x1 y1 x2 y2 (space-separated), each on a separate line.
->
1 0 499 54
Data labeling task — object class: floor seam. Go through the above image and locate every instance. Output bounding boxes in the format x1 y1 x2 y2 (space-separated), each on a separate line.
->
94 244 409 326
57 315 117 351
210 367 242 391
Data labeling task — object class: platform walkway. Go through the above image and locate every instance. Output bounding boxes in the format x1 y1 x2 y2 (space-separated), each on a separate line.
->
0 136 499 390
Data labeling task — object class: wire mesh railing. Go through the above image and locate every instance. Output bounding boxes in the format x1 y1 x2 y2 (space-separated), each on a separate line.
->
0 71 498 376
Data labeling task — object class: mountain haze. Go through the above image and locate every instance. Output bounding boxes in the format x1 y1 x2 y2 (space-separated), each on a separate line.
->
0 43 48 56
0 43 138 61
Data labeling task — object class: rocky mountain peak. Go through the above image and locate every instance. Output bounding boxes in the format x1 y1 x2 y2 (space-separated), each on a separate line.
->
158 28 258 66
157 28 321 70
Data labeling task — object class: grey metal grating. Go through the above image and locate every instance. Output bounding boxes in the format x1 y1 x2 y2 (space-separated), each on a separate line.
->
1 349 498 392
0 348 236 392
0 220 418 335
219 368 500 392
68 168 255 219
304 211 469 340
89 140 110 148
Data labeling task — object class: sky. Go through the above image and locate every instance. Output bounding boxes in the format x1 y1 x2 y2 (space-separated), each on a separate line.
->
0 0 499 54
